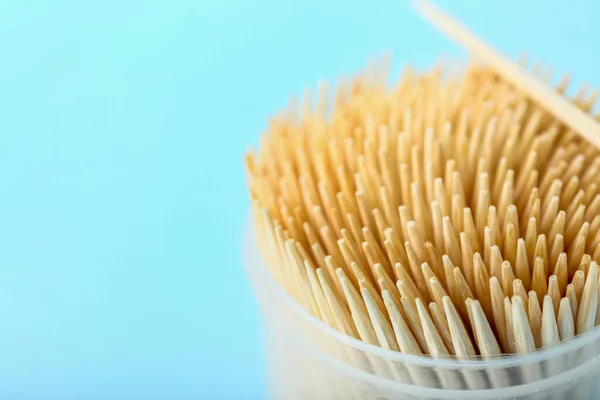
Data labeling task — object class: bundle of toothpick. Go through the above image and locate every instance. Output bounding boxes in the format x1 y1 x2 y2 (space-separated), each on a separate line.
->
245 2 600 361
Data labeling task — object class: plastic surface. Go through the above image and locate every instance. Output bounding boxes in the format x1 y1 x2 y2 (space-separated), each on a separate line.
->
243 220 600 399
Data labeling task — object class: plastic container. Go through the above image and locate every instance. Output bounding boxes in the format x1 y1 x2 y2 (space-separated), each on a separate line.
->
243 219 600 399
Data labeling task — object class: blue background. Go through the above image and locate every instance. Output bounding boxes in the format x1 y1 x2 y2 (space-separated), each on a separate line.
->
0 0 597 398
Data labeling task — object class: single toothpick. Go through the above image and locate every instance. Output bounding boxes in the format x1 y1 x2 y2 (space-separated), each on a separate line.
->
411 0 600 149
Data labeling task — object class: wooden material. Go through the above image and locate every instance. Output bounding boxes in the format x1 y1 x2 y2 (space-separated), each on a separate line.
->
412 0 600 150
246 1 600 358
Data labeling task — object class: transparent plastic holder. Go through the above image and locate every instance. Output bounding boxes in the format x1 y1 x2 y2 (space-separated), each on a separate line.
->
243 220 600 400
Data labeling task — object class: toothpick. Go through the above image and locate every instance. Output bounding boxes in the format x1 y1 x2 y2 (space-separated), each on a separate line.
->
382 290 422 354
443 296 476 357
416 298 450 357
362 288 400 351
576 262 599 334
490 277 509 352
558 297 575 341
340 276 378 345
469 299 501 356
541 295 560 348
411 0 600 149
512 296 536 353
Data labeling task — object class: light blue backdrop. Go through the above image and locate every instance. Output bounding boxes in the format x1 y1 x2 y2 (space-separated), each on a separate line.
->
0 0 597 398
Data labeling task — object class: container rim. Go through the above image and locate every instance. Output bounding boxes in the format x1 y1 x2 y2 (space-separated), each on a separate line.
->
242 215 600 369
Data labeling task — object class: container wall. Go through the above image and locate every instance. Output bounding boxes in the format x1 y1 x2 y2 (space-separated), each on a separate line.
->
244 223 600 400
259 310 600 399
